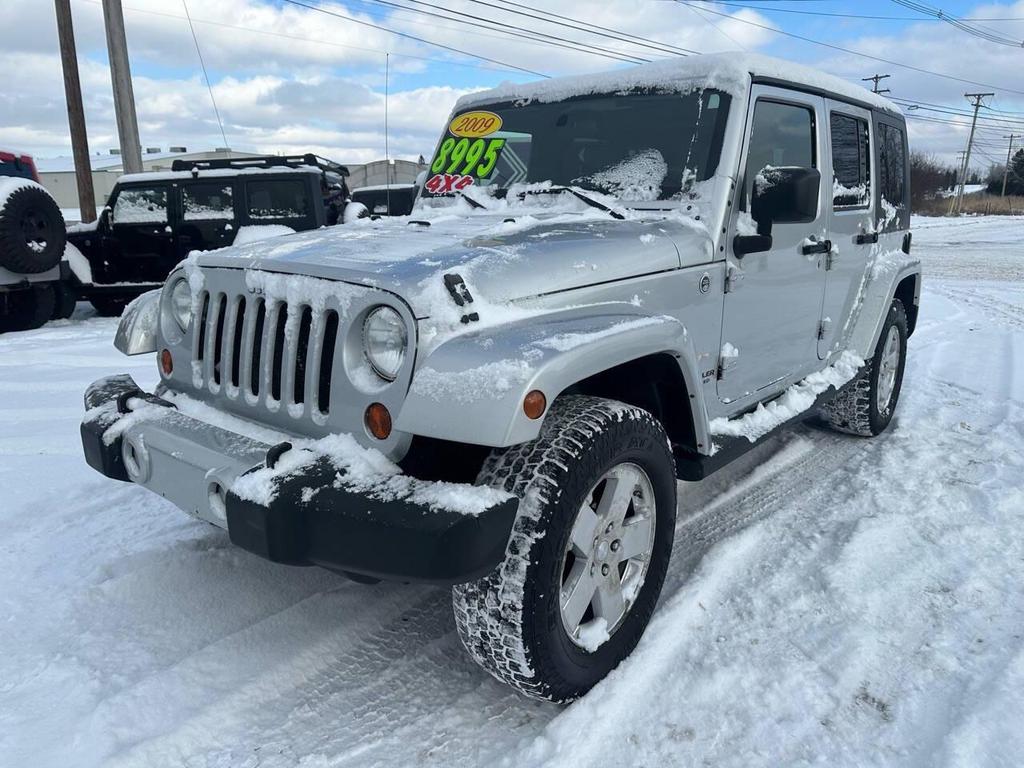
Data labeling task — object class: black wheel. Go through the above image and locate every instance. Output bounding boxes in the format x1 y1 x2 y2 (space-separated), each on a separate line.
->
52 280 78 320
0 183 66 274
0 283 56 333
821 299 908 436
453 396 677 702
90 296 132 317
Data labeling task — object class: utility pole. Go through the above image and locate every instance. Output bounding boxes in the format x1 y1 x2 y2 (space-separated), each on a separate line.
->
1002 134 1016 197
54 0 96 222
862 74 891 95
952 92 994 215
102 0 142 174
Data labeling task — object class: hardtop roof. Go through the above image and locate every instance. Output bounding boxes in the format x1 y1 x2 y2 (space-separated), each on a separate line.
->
456 52 901 117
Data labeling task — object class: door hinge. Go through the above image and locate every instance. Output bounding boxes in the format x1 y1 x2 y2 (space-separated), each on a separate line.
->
724 265 744 293
817 318 832 340
825 250 837 271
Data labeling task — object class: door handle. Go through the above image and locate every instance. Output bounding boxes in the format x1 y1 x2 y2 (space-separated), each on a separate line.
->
801 238 832 255
855 232 879 245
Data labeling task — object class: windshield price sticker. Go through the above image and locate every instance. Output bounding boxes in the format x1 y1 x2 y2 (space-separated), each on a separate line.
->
449 111 502 138
431 137 506 180
425 173 475 195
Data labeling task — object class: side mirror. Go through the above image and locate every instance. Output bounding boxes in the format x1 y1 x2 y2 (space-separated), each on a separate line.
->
734 166 820 257
751 166 820 231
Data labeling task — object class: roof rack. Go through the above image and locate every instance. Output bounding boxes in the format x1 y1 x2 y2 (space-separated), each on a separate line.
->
170 153 349 176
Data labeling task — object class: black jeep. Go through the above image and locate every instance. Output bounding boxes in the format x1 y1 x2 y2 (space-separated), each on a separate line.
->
66 154 364 315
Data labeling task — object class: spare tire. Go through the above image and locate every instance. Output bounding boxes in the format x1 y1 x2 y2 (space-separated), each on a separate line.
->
0 182 66 274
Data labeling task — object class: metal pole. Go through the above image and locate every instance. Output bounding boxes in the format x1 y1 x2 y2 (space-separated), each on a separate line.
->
954 92 993 215
385 52 391 215
102 0 142 174
54 0 96 222
1002 134 1016 197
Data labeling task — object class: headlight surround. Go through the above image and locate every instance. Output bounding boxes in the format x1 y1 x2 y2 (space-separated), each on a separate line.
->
362 306 407 382
169 277 192 331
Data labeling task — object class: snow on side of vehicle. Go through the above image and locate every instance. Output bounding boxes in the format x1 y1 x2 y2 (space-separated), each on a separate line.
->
63 242 93 284
710 351 863 443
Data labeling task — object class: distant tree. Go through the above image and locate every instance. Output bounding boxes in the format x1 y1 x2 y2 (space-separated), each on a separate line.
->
909 151 957 208
1009 148 1024 195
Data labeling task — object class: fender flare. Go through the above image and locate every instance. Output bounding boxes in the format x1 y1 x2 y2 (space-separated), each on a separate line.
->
846 248 921 360
395 306 709 449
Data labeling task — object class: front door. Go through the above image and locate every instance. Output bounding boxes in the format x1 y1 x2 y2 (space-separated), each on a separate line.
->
718 87 828 405
819 101 875 358
106 183 177 284
178 180 238 258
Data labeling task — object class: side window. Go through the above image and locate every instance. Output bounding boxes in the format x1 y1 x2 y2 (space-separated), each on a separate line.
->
878 123 906 209
745 100 815 201
112 187 168 224
246 180 309 220
830 113 870 208
183 183 234 220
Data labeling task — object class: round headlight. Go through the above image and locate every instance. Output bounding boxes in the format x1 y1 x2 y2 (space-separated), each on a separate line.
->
169 278 192 331
363 306 407 382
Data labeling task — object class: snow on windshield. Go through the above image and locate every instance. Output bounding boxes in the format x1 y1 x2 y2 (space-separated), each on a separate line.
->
573 149 669 202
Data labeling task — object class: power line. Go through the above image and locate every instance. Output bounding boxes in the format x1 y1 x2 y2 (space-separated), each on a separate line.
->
279 0 550 77
686 1 750 50
673 1 1024 96
688 1 1024 22
891 0 1024 48
181 0 228 150
81 0 535 76
460 0 700 57
361 0 649 64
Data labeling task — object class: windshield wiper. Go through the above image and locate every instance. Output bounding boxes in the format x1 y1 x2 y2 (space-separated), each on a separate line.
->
456 189 487 210
520 186 625 220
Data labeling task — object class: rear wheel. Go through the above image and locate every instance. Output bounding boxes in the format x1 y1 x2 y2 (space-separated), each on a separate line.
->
0 283 56 333
821 299 908 436
52 280 78 319
453 396 677 702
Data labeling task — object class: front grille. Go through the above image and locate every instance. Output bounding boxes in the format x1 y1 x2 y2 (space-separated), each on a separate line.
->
193 289 341 418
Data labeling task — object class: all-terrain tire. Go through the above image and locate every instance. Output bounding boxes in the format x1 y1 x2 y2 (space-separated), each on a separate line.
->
0 283 56 333
0 183 66 274
452 396 677 702
821 299 908 436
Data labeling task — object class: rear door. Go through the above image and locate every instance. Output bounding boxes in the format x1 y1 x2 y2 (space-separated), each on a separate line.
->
719 87 829 405
242 177 318 232
819 102 875 358
178 180 238 257
106 183 177 283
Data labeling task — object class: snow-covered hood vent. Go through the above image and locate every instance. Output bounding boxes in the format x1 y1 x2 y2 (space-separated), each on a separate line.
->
194 210 713 319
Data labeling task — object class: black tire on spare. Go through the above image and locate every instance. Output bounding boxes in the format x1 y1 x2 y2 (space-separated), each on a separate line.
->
0 283 56 333
821 299 908 437
452 395 677 703
52 280 78 320
0 184 66 274
89 296 132 317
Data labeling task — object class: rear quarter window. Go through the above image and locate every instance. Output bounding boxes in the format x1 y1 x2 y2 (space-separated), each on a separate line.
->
183 183 234 220
246 179 310 220
830 113 870 208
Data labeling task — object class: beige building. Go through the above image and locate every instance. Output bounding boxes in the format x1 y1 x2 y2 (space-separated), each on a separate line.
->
36 148 427 219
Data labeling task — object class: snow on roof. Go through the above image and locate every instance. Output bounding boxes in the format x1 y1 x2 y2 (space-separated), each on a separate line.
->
352 183 417 193
456 52 900 115
115 165 320 184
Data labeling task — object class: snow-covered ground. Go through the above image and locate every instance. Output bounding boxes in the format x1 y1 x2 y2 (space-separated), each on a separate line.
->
2 215 1022 767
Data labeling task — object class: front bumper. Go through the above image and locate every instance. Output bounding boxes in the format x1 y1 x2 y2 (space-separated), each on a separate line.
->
81 375 518 584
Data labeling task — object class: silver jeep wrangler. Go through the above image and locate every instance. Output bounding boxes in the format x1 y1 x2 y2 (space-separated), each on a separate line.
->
81 53 920 702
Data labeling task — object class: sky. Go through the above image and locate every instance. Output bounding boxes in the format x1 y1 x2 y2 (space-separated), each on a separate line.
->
3 0 1024 173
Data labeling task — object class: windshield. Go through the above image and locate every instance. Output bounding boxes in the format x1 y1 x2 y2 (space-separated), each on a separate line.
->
423 88 731 204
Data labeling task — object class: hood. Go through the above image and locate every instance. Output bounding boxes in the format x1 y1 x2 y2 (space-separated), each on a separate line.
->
195 201 714 319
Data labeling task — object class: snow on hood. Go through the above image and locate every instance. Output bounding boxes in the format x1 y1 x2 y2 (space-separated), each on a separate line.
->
192 194 713 326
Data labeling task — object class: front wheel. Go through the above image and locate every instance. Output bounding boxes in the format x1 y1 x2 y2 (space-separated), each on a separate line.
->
453 396 677 702
821 299 908 436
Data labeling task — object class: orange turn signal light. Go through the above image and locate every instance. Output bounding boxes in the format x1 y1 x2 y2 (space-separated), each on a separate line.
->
365 402 392 440
523 390 546 420
160 348 173 376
